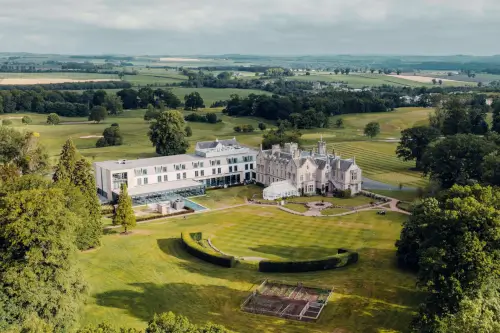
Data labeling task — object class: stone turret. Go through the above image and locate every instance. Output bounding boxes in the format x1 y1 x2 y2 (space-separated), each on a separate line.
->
318 136 327 155
271 144 281 154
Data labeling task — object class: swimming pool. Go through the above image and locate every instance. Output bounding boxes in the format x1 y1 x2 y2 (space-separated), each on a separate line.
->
184 199 208 211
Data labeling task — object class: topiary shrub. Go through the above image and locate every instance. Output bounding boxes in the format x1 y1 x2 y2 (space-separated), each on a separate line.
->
2 119 13 126
181 232 236 268
258 248 358 273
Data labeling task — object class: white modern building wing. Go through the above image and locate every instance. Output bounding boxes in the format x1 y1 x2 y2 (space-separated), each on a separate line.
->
94 138 257 205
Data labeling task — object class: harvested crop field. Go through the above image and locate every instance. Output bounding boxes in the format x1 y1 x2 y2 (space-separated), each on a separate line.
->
386 74 468 84
0 78 119 85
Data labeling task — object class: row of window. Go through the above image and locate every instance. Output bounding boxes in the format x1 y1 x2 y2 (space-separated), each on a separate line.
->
135 159 255 176
134 164 255 186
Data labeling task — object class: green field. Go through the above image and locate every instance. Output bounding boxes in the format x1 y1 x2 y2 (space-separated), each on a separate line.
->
286 73 469 88
190 186 263 209
0 106 428 186
169 88 271 106
0 72 119 80
283 203 309 213
287 195 374 207
0 109 275 164
321 208 350 215
332 142 427 188
79 205 419 332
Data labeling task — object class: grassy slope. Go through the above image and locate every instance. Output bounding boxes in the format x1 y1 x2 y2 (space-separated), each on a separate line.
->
79 206 420 333
0 110 275 164
1 107 430 186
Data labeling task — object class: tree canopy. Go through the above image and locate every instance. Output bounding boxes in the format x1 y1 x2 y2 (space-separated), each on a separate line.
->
184 92 205 110
0 127 48 175
364 121 380 139
148 110 189 156
0 188 87 331
421 134 496 188
396 184 500 332
46 113 60 125
96 124 123 148
113 183 136 234
89 106 108 123
396 126 441 170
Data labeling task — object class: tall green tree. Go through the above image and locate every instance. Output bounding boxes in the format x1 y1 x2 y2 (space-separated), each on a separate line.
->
421 134 496 188
492 100 500 133
185 126 193 137
89 106 107 123
335 118 344 128
184 92 204 110
481 152 500 186
53 138 78 183
434 278 500 333
396 184 500 332
364 121 380 139
0 188 87 331
46 113 60 125
104 94 124 115
96 124 123 148
72 158 102 249
21 115 32 125
148 110 189 156
396 126 441 170
113 184 136 234
0 128 48 175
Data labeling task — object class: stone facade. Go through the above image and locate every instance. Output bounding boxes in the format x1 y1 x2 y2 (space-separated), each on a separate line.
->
256 139 362 195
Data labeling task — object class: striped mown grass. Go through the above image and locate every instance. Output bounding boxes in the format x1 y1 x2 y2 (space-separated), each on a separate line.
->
80 205 420 333
330 142 428 188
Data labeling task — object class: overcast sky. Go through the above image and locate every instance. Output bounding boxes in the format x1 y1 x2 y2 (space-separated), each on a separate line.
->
1 0 499 55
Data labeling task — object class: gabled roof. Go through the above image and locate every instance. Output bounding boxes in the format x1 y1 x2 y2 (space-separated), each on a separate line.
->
195 138 238 150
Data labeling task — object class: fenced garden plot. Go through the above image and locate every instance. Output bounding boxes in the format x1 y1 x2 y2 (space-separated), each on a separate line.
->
241 280 333 322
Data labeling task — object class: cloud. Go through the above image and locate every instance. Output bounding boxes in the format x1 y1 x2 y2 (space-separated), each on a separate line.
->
1 0 500 54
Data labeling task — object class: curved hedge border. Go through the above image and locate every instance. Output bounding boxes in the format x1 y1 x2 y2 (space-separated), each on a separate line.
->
258 248 359 273
180 232 236 268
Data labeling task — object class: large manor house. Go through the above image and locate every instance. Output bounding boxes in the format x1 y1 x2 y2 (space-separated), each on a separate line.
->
94 138 362 204
256 138 362 198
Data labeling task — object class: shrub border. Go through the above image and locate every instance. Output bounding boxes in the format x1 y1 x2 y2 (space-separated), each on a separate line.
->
181 232 236 268
258 248 359 273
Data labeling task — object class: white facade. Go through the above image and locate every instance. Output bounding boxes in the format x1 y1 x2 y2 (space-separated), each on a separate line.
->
94 139 257 202
256 139 362 196
263 180 299 200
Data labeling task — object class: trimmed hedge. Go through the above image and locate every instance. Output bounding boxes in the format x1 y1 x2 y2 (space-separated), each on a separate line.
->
258 248 359 273
181 232 236 268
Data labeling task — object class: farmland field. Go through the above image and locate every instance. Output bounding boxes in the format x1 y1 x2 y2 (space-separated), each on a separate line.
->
287 73 465 88
79 205 419 332
169 88 272 106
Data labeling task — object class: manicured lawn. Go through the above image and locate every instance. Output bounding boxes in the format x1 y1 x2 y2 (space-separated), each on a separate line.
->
287 195 373 207
369 190 420 202
320 208 350 215
79 205 419 333
189 185 263 209
283 203 308 213
331 142 428 188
